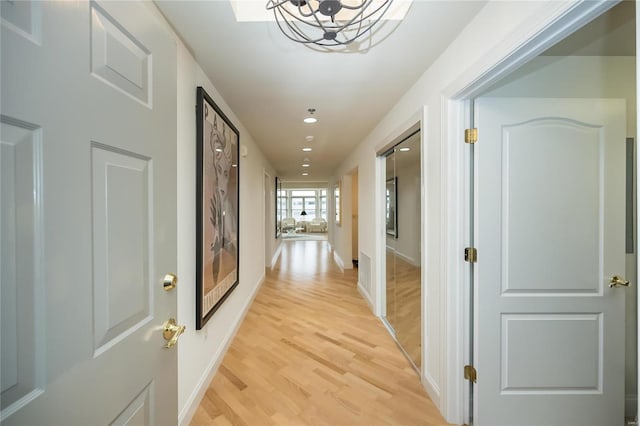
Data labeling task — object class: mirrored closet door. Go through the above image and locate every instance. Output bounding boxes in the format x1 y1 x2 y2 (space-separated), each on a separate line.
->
382 130 421 371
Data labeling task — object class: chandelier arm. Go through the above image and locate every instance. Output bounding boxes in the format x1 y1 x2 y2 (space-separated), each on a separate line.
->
320 0 389 33
332 8 391 42
274 8 326 44
282 13 332 31
277 3 328 28
310 8 331 33
273 0 392 28
309 12 400 51
358 0 393 21
266 0 316 19
334 0 391 27
336 6 389 44
333 14 365 43
266 0 291 10
295 1 317 19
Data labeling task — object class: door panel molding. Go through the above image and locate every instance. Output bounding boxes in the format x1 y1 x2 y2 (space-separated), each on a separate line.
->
0 117 45 421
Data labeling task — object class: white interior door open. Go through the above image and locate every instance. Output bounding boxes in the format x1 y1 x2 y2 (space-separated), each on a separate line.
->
1 1 179 424
474 98 627 426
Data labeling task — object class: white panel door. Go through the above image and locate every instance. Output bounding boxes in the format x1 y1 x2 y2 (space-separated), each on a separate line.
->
1 1 178 424
475 98 626 426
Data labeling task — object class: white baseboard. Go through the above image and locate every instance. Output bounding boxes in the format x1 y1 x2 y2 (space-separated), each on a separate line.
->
333 251 345 271
178 274 266 426
422 371 441 409
395 250 419 267
357 281 374 311
270 242 282 269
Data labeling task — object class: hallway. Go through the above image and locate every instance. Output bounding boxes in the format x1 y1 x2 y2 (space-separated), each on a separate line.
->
191 240 449 425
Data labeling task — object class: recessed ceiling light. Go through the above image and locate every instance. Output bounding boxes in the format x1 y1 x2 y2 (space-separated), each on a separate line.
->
302 164 310 167
304 108 317 124
302 147 312 152
231 164 237 167
302 172 309 176
399 147 410 152
305 136 314 142
215 148 222 152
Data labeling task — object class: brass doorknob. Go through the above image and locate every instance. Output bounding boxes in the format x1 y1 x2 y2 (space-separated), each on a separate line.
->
609 275 630 288
163 318 186 348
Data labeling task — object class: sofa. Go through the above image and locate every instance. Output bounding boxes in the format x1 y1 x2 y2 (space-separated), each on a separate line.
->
307 217 327 233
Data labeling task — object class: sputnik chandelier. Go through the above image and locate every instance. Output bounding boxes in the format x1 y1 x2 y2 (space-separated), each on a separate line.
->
266 0 393 46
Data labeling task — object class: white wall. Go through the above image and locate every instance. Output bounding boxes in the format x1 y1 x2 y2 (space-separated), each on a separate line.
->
174 35 280 426
394 161 421 266
483 54 637 416
330 2 588 421
331 175 353 270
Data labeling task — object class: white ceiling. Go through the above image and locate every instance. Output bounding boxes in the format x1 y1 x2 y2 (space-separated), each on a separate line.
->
156 0 487 181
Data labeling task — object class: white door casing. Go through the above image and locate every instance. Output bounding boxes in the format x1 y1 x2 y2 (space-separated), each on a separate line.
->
474 98 626 425
1 1 178 424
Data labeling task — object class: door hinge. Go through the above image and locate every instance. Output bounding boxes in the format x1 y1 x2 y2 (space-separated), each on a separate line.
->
464 247 477 263
464 365 477 383
465 128 478 144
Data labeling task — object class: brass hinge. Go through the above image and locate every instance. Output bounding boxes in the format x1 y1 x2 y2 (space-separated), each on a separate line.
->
464 247 477 263
464 365 477 383
465 128 478 144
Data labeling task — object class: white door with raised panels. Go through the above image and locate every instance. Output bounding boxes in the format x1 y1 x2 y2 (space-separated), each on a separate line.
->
1 1 179 424
474 98 626 425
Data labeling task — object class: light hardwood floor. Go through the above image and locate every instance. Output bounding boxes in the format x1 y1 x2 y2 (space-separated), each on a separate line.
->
385 250 422 370
191 240 451 425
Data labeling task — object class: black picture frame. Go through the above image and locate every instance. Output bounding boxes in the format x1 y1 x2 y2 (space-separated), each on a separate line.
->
386 177 397 238
334 180 341 226
275 176 282 238
627 137 635 254
196 86 240 329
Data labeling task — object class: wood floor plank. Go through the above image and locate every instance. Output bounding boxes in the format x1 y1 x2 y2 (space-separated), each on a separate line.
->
190 240 452 426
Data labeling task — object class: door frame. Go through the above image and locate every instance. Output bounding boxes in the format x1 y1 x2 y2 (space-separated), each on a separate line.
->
439 1 627 423
373 109 430 391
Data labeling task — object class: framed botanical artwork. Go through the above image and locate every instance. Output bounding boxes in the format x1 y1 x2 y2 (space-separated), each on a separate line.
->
196 86 240 329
